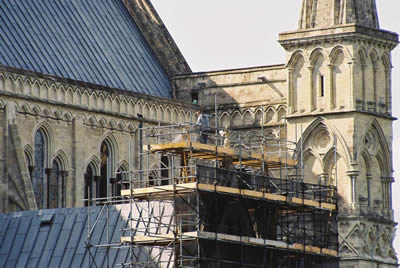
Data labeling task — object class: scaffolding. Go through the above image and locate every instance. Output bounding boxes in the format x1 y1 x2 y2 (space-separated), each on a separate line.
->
85 121 339 268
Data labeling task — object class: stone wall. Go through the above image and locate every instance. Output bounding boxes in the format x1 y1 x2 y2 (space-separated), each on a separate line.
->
0 67 197 212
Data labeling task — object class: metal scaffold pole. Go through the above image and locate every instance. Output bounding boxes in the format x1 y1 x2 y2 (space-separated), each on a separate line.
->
83 113 339 268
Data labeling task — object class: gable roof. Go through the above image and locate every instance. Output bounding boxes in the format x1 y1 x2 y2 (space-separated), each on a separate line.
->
0 0 173 97
0 205 140 267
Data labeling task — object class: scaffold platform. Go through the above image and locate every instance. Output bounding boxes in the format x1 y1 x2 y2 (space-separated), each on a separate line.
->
121 182 336 211
149 141 297 168
121 231 338 257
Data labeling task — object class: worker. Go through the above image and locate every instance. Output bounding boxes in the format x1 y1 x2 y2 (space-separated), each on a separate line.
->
196 110 209 144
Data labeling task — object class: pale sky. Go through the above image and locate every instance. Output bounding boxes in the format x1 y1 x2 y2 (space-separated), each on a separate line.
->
152 0 400 258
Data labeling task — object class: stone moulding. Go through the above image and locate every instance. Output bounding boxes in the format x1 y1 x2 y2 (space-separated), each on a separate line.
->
0 67 198 127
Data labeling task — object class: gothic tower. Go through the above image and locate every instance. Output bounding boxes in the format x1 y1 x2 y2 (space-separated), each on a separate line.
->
279 0 398 267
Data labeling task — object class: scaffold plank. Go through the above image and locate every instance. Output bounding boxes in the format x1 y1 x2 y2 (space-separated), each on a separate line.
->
121 231 197 245
321 203 337 210
198 232 337 257
121 183 336 211
121 231 337 257
242 189 264 198
148 141 297 168
120 182 197 197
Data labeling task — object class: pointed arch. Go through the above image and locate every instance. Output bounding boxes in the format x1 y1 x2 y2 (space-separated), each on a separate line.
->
143 103 150 118
356 46 368 65
287 50 306 68
302 149 323 184
381 52 392 70
369 48 379 64
24 144 34 167
165 106 172 122
357 119 391 176
114 160 129 197
220 112 230 129
289 51 306 113
254 108 263 126
33 121 55 167
53 150 70 171
243 110 253 126
277 106 287 122
148 164 160 186
31 121 56 207
329 45 350 64
150 104 157 119
246 131 261 146
84 157 99 206
323 150 346 188
63 111 73 122
380 52 393 113
85 155 100 175
295 117 351 169
309 48 326 66
49 153 67 208
265 108 275 124
98 133 119 198
231 111 242 127
32 127 49 208
172 108 179 123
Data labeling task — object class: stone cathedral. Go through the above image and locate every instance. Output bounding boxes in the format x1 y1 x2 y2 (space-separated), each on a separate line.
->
0 0 397 267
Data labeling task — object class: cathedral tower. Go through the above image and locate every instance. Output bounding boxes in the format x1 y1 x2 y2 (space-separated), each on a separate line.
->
279 0 398 267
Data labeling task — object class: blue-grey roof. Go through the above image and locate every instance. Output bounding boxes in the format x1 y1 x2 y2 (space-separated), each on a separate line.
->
0 205 147 268
0 0 172 98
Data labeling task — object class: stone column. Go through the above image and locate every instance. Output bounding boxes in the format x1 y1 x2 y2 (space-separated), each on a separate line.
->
110 177 118 196
346 170 359 208
319 172 329 201
287 68 294 114
71 115 85 207
348 61 354 109
45 167 57 209
373 67 378 111
308 66 315 112
28 166 34 181
389 177 394 209
60 170 68 208
319 172 328 185
367 173 372 207
94 175 101 205
385 69 392 114
381 176 394 210
361 64 366 110
328 64 335 110
84 173 93 206
0 105 7 212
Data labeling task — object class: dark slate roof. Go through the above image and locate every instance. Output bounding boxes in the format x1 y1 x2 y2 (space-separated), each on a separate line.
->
0 205 147 268
0 0 172 98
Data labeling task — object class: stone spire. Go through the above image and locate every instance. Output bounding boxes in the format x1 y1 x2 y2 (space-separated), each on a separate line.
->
298 0 379 30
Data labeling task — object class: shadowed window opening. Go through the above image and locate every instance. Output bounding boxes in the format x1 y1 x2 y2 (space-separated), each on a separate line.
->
48 160 64 208
191 91 198 105
33 130 46 209
84 163 96 206
100 141 111 199
320 75 325 97
161 155 169 185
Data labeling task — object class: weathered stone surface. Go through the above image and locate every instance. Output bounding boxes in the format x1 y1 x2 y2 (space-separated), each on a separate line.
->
299 0 379 30
0 1 397 267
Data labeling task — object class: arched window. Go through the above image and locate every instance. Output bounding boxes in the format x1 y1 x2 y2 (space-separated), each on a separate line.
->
32 129 46 209
24 149 34 181
114 166 128 197
100 141 113 199
160 155 169 186
84 163 97 206
148 170 158 186
48 159 66 208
